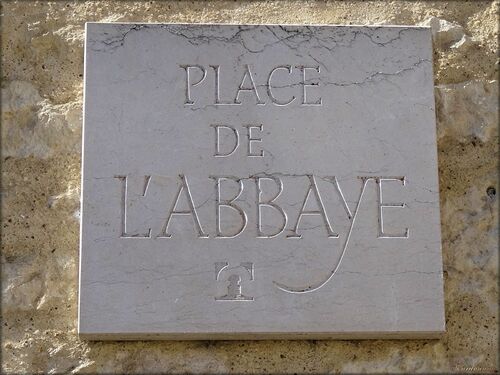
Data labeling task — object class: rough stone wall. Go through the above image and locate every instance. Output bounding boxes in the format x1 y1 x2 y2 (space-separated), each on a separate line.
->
1 1 498 373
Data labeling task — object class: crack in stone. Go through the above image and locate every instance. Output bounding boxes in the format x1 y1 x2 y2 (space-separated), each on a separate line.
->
325 58 430 87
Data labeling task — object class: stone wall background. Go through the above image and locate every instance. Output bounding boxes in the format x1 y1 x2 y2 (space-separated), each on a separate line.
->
1 1 498 373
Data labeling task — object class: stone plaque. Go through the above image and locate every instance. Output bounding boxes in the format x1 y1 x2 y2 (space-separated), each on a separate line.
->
79 23 445 340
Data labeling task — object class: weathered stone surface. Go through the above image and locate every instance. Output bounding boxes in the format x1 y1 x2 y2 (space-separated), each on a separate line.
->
421 17 470 50
436 79 498 142
1 81 82 158
1 1 498 373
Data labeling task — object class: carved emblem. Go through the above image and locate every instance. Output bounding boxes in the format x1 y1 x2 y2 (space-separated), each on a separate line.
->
215 262 254 301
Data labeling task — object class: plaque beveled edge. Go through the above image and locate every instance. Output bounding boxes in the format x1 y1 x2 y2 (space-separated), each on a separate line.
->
82 21 432 29
78 328 445 341
77 21 90 342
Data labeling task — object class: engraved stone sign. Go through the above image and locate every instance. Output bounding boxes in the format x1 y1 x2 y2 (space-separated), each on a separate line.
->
79 23 445 339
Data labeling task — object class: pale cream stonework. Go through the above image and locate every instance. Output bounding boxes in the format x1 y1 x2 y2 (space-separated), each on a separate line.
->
1 1 498 373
